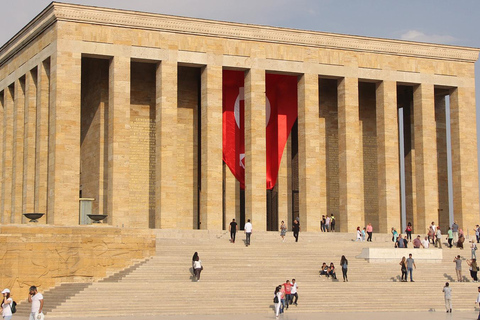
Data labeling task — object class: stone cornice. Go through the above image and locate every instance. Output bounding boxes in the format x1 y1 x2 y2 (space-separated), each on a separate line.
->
1 2 479 67
0 3 57 67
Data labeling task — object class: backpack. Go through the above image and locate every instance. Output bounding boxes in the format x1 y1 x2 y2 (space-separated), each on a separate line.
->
10 300 16 314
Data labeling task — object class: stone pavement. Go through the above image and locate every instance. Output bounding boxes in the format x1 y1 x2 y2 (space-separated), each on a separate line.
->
58 311 479 320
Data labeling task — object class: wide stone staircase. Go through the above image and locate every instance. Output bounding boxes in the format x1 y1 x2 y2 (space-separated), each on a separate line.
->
18 230 480 317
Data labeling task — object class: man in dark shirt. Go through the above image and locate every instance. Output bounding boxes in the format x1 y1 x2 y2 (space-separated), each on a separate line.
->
292 219 300 242
229 218 237 243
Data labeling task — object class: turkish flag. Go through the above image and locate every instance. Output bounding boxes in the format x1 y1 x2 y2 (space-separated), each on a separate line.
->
266 74 298 189
222 70 245 188
222 71 298 190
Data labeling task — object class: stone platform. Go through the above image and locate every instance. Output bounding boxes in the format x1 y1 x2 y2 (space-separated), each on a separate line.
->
357 247 443 263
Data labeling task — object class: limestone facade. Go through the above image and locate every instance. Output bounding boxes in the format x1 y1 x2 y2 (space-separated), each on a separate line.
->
0 3 479 233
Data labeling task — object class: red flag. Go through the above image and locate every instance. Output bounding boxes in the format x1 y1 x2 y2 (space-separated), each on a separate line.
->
222 70 245 188
223 71 298 190
266 74 298 189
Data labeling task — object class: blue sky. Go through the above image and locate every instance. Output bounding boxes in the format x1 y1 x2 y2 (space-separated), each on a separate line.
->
1 0 480 207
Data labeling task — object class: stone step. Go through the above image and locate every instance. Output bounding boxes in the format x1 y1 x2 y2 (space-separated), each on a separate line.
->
46 231 479 317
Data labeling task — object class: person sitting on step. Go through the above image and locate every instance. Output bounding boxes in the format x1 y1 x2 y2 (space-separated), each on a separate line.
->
327 262 337 279
319 262 328 276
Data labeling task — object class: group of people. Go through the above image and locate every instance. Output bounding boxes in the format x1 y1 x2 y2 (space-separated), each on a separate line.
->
319 255 349 282
452 254 479 283
229 218 302 245
228 218 253 246
320 214 335 232
1 286 44 320
273 279 298 318
399 254 416 282
354 223 374 242
389 221 467 250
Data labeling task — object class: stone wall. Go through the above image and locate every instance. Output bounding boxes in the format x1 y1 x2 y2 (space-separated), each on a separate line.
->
0 225 155 302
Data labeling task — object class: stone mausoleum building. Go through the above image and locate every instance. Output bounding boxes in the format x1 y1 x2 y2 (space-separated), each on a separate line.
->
0 2 479 234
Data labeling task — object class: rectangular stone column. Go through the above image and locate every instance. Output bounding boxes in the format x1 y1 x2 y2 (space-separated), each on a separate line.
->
108 56 131 227
155 59 177 228
338 77 363 232
23 69 37 216
450 84 479 229
48 50 82 225
200 63 223 230
298 73 322 231
244 69 266 230
376 81 400 232
13 78 25 224
34 60 50 223
2 86 14 223
413 84 438 232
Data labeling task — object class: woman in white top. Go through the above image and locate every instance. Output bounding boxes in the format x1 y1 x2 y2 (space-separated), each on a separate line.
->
193 255 203 281
274 285 282 319
356 227 362 241
1 288 13 320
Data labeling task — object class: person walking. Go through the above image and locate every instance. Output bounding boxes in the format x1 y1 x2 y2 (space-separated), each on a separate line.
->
468 258 479 282
280 221 287 242
28 286 43 320
229 218 237 243
472 240 478 259
325 215 331 232
454 255 463 282
1 289 13 320
457 229 465 249
406 254 416 282
447 227 454 248
443 282 452 313
192 252 198 276
244 219 252 246
428 226 435 245
292 219 300 242
279 284 285 314
452 221 459 243
392 228 399 243
291 279 298 306
356 227 362 242
330 214 336 232
274 285 282 319
283 280 292 309
366 223 373 242
405 222 413 241
193 254 203 281
340 255 348 282
400 256 407 282
321 215 326 232
435 227 442 248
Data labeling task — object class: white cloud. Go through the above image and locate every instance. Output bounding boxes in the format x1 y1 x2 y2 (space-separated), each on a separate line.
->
400 30 457 45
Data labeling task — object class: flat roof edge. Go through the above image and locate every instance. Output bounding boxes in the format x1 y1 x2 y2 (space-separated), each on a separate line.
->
1 2 479 66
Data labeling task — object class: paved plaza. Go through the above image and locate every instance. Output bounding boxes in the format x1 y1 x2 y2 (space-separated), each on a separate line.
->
54 311 480 320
